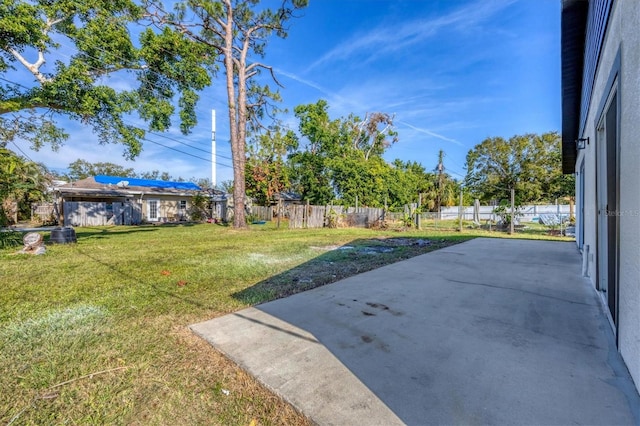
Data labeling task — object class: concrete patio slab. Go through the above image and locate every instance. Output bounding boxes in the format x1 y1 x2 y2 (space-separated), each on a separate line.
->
191 238 640 425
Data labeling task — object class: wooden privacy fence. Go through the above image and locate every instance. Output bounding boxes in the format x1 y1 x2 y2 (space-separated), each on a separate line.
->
250 205 273 221
288 205 385 229
64 201 142 226
31 202 56 223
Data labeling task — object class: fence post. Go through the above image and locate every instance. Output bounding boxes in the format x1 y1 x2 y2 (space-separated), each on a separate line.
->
416 193 422 230
277 199 282 229
384 196 387 223
510 188 515 235
458 190 463 232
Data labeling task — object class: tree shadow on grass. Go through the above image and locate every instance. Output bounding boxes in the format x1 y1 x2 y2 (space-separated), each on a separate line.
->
233 236 469 306
53 221 214 242
41 226 161 242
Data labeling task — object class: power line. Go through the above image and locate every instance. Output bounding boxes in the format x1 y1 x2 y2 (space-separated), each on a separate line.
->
447 169 466 180
142 136 233 168
45 41 239 161
443 152 467 174
0 73 234 167
5 37 331 174
10 141 35 162
0 79 233 168
0 76 31 90
129 123 235 162
5 36 289 164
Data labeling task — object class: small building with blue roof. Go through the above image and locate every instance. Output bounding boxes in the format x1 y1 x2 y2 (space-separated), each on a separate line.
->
54 175 210 225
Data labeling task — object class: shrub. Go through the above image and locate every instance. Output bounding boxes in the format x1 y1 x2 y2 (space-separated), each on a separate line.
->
0 231 23 249
493 202 522 227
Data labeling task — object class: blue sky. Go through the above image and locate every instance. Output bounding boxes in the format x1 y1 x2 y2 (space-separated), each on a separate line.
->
18 0 561 185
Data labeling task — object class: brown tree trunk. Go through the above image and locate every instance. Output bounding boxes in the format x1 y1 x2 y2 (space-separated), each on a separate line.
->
223 1 247 228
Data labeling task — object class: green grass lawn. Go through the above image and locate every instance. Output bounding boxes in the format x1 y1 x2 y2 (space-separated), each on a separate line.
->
0 222 572 425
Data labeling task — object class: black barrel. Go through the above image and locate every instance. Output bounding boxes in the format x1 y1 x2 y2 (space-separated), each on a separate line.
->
50 227 77 244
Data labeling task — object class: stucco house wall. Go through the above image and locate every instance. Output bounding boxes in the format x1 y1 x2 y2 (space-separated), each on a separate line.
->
141 195 191 222
570 0 640 391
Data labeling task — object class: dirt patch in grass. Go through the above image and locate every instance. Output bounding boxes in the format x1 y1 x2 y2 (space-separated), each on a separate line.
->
234 237 459 304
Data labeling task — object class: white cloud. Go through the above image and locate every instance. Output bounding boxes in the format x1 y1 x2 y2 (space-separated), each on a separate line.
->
397 120 463 146
307 0 516 71
266 66 471 149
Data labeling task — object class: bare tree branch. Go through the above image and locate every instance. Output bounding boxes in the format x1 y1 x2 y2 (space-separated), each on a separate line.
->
8 48 50 84
246 62 284 88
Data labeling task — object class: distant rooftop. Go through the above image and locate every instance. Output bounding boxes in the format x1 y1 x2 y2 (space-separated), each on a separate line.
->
94 175 201 191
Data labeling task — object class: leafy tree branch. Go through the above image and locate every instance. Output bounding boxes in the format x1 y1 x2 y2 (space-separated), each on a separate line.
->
1 0 213 158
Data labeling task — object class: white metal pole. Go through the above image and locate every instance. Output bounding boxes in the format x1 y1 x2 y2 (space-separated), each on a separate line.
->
211 110 216 188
